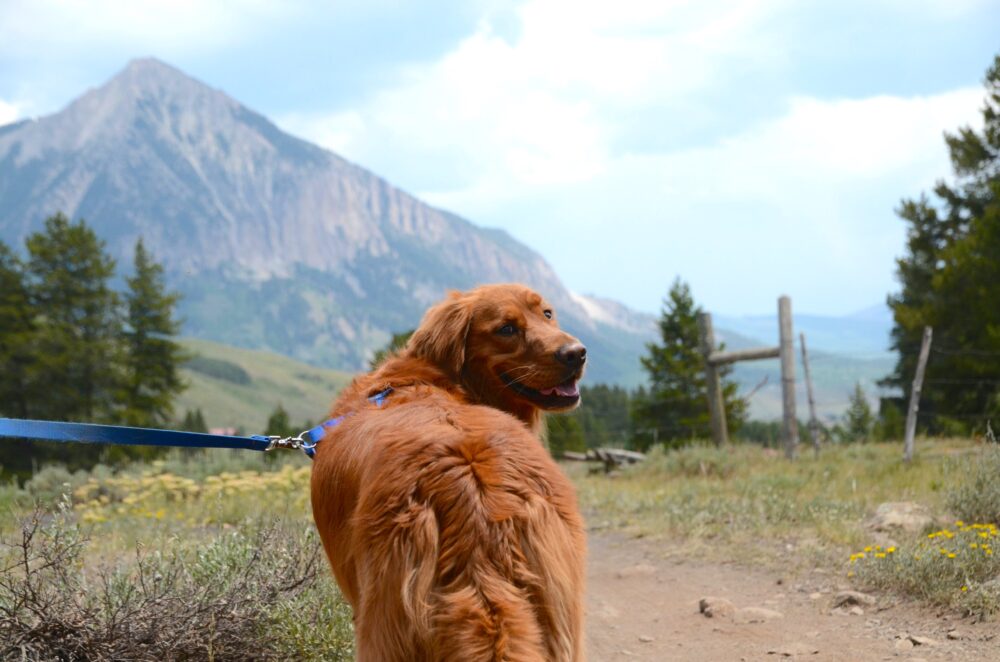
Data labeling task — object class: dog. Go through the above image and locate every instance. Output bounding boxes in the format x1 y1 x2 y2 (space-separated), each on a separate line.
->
310 284 587 661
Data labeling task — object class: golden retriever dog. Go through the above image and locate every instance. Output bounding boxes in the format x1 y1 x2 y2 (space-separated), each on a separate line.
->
310 283 587 661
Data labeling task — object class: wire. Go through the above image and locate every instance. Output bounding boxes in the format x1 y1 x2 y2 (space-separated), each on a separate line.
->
916 411 998 420
931 347 1000 357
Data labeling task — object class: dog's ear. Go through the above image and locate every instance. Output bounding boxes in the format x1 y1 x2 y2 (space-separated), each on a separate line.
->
406 291 473 377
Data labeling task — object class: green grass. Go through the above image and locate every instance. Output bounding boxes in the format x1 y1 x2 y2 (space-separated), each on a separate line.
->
176 338 354 432
571 437 1000 617
846 444 1000 619
569 439 977 565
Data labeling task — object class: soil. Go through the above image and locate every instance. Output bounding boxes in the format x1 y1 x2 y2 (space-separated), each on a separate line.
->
586 530 1000 661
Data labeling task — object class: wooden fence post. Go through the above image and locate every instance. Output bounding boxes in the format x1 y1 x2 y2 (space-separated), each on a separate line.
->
698 312 728 447
778 296 798 459
800 332 820 456
903 326 933 463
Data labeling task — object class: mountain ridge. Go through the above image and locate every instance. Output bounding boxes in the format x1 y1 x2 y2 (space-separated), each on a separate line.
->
0 58 646 384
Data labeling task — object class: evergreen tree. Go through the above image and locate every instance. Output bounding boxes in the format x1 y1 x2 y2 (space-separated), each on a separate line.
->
120 239 186 426
573 384 631 448
25 214 121 422
179 409 209 433
546 413 587 457
874 398 905 441
370 330 415 369
0 241 36 418
265 404 294 438
632 279 746 450
885 53 1000 433
844 383 874 442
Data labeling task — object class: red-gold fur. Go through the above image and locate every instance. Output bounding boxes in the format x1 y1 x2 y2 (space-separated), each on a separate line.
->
310 284 587 661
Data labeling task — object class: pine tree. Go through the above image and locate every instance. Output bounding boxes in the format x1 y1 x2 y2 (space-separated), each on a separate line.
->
546 414 587 457
0 241 36 418
179 408 209 433
25 214 121 422
632 279 746 450
844 383 874 442
120 239 186 426
265 404 294 438
885 53 1000 432
370 330 415 369
572 384 631 448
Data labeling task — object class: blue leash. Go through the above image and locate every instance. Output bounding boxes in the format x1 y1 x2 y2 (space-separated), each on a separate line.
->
0 418 274 452
0 388 393 460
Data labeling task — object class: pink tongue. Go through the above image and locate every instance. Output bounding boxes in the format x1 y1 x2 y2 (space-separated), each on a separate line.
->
542 381 579 397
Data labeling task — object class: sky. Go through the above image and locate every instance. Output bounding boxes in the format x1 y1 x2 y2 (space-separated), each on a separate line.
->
1 0 997 317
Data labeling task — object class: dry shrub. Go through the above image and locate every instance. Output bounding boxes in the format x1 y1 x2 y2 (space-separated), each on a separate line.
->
849 525 1000 620
946 445 1000 524
0 501 353 661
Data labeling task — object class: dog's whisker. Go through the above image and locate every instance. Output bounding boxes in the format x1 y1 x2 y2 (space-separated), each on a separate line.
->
505 368 541 387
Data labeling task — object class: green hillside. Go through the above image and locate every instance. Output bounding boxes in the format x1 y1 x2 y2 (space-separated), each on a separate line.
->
175 338 355 433
732 352 894 422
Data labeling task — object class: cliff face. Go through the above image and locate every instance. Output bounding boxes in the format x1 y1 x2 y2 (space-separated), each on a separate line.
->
0 58 652 384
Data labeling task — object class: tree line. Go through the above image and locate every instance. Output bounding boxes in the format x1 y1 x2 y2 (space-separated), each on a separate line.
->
0 213 186 477
882 52 1000 436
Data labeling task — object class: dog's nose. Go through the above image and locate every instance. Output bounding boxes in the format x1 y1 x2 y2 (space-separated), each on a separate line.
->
556 343 587 368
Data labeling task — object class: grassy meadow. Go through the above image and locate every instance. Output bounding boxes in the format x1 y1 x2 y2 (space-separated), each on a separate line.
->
570 437 1000 618
3 436 1000 659
177 338 354 431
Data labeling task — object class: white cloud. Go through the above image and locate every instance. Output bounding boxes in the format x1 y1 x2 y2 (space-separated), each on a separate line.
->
0 100 19 126
528 87 984 315
277 0 987 315
279 0 786 192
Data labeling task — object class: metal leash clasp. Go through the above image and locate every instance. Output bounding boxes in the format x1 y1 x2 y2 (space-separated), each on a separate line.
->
263 431 310 452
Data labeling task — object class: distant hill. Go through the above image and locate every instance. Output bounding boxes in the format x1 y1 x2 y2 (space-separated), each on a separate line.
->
176 338 353 432
715 304 895 420
715 304 893 356
728 351 894 422
0 58 649 386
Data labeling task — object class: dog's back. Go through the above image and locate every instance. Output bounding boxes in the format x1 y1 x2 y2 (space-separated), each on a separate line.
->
311 285 587 660
311 391 586 661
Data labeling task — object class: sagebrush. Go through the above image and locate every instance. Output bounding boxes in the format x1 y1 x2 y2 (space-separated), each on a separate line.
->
0 502 353 661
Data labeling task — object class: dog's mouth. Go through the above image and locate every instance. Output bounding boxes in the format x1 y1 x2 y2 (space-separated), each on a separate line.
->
499 372 581 409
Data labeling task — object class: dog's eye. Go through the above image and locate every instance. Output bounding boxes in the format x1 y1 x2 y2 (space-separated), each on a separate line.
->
543 309 553 320
496 323 517 336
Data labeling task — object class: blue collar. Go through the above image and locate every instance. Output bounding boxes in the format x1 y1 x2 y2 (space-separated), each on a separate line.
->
298 387 393 458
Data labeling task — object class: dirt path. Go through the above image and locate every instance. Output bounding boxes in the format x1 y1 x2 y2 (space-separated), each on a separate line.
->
586 531 999 661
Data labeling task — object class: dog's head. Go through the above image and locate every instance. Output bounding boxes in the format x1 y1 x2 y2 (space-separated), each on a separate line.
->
406 284 586 417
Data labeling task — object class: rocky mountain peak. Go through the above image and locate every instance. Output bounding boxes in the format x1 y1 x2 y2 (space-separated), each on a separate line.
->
0 59 650 382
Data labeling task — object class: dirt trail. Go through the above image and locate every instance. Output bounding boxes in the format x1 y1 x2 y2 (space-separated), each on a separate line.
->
586 531 999 661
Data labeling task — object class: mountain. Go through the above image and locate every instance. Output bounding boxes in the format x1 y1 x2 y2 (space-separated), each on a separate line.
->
0 58 649 385
713 304 895 419
715 305 894 357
